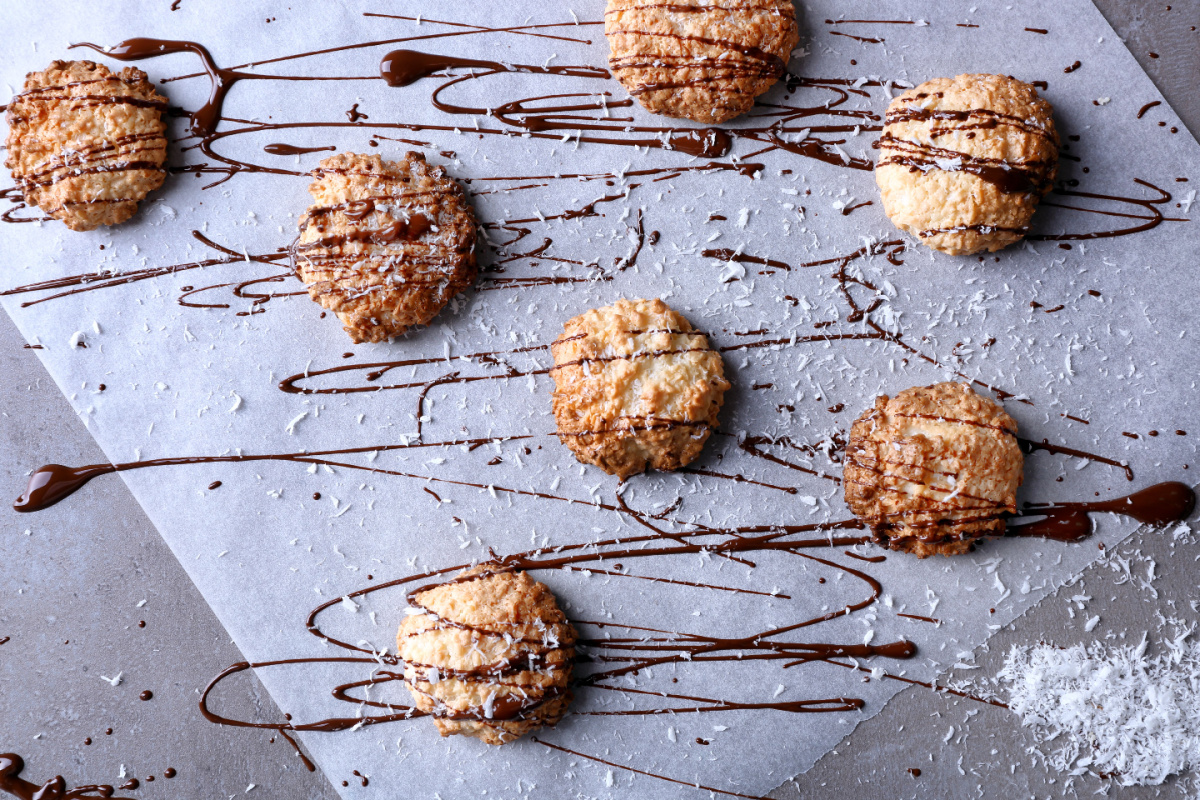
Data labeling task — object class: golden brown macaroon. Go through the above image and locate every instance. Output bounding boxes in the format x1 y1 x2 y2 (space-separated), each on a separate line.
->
604 0 799 123
843 382 1024 557
5 60 168 231
875 74 1059 255
550 298 729 480
396 566 576 745
294 152 477 343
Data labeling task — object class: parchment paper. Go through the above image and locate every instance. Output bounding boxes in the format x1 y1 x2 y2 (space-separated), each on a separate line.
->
2 1 1197 797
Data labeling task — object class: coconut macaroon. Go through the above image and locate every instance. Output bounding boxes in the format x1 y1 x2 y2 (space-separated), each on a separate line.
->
843 382 1024 557
396 566 576 745
550 298 729 480
4 60 168 231
294 152 477 343
875 73 1059 256
604 0 799 123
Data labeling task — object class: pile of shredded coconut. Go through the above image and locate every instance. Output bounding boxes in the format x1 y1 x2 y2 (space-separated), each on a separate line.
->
998 632 1200 787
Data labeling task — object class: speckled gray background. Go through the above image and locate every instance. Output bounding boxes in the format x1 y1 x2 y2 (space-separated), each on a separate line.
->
1 2 1197 798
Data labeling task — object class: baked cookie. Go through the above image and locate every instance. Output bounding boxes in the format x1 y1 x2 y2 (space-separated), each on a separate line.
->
604 0 799 123
843 382 1023 557
550 298 729 480
875 74 1059 255
396 566 576 745
294 152 477 343
5 60 168 231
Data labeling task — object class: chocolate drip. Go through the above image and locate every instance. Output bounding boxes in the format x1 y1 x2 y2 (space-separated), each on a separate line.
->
263 143 336 155
534 738 769 800
13 463 114 513
0 754 135 800
829 31 884 44
72 38 233 136
825 19 916 24
1010 481 1196 542
1019 437 1133 481
380 51 516 88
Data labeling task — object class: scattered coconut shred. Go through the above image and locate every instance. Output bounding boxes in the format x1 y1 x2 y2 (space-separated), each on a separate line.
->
998 632 1200 788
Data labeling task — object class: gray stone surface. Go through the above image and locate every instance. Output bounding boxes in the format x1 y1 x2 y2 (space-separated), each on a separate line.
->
0 307 339 798
0 2 1196 798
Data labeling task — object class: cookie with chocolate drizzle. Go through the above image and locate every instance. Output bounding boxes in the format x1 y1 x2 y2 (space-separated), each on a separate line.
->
397 566 576 745
550 298 729 480
4 60 168 231
844 382 1024 557
875 73 1059 255
604 0 799 123
294 152 477 343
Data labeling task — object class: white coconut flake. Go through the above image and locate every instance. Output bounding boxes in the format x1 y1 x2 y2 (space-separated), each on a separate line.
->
998 634 1200 787
285 412 308 435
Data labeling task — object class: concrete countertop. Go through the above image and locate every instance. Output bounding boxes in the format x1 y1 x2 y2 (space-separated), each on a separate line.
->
1 2 1196 797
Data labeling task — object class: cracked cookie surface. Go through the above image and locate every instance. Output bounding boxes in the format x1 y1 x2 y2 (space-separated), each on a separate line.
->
295 152 477 343
5 60 168 231
397 567 576 745
844 382 1024 557
604 0 798 123
550 297 729 480
875 73 1059 255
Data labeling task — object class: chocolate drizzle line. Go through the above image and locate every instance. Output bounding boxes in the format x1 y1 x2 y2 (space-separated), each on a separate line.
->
30 15 896 190
0 14 1194 795
0 754 135 800
876 133 1053 196
194 516 917 746
1019 437 1133 481
7 229 1159 519
1009 481 1195 542
264 143 336 156
0 20 1181 227
1028 179 1187 241
184 474 1191 796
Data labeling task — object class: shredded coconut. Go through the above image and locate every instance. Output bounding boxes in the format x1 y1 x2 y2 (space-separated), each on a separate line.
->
998 633 1200 787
